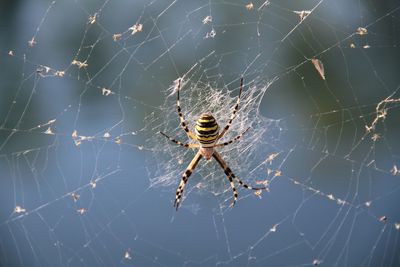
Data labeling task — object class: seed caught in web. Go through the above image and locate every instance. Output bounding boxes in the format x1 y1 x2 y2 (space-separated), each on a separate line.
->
72 130 82 146
102 88 113 96
266 153 279 164
256 179 269 186
115 138 122 144
202 16 212 24
103 132 111 138
14 206 26 214
365 201 372 207
371 133 380 141
363 45 370 49
47 119 56 125
379 216 387 222
90 180 97 189
294 10 311 21
72 60 88 69
205 29 216 38
70 193 80 202
395 223 400 230
44 127 54 135
88 13 97 24
270 224 277 232
124 251 132 260
391 165 399 175
356 27 368 35
246 2 254 10
8 50 14 56
350 43 356 48
313 259 322 265
113 33 122 41
311 58 325 80
37 66 51 76
129 23 143 34
77 208 86 215
55 71 65 77
28 37 37 47
336 199 346 205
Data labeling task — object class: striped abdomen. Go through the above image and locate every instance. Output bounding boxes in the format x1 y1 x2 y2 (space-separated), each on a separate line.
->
195 114 219 147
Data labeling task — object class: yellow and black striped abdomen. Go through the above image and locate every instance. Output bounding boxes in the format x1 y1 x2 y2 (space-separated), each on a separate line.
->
195 114 219 146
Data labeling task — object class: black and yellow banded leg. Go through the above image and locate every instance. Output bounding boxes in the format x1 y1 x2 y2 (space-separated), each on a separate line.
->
212 151 239 206
213 151 265 207
176 79 196 140
218 78 243 139
174 151 202 210
159 132 199 148
234 177 266 191
215 127 250 148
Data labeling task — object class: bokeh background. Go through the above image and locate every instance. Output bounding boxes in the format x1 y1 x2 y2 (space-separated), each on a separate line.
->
1 0 400 266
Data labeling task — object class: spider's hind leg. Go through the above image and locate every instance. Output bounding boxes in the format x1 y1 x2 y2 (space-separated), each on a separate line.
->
212 151 265 207
234 177 266 191
218 77 244 139
174 151 202 210
176 78 197 139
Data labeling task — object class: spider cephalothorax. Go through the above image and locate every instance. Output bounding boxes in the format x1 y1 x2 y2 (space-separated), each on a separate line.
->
160 78 265 210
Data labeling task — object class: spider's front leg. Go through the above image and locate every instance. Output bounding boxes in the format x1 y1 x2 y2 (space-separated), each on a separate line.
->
215 127 250 148
176 78 197 140
174 151 202 210
218 77 244 139
160 131 199 148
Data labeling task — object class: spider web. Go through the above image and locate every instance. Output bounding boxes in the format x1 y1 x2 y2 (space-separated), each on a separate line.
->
1 0 400 266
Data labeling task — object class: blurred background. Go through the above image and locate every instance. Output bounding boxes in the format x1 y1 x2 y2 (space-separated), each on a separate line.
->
1 0 400 266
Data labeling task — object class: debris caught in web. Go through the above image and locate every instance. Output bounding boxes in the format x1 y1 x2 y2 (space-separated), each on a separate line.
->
294 10 311 21
311 58 326 80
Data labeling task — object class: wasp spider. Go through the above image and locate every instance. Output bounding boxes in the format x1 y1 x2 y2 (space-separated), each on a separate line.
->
160 78 265 210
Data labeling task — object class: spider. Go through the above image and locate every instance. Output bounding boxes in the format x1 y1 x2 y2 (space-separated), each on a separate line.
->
160 78 265 210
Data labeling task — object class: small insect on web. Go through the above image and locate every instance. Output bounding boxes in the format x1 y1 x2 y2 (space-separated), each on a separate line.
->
160 78 266 210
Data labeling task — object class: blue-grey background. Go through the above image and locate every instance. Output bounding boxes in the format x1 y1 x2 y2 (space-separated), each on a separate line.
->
1 0 400 266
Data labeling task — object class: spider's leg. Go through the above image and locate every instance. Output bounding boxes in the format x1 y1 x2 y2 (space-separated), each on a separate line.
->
215 127 250 148
212 151 238 206
160 132 199 148
213 151 265 207
176 79 196 140
174 151 202 210
218 77 243 139
234 177 266 191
